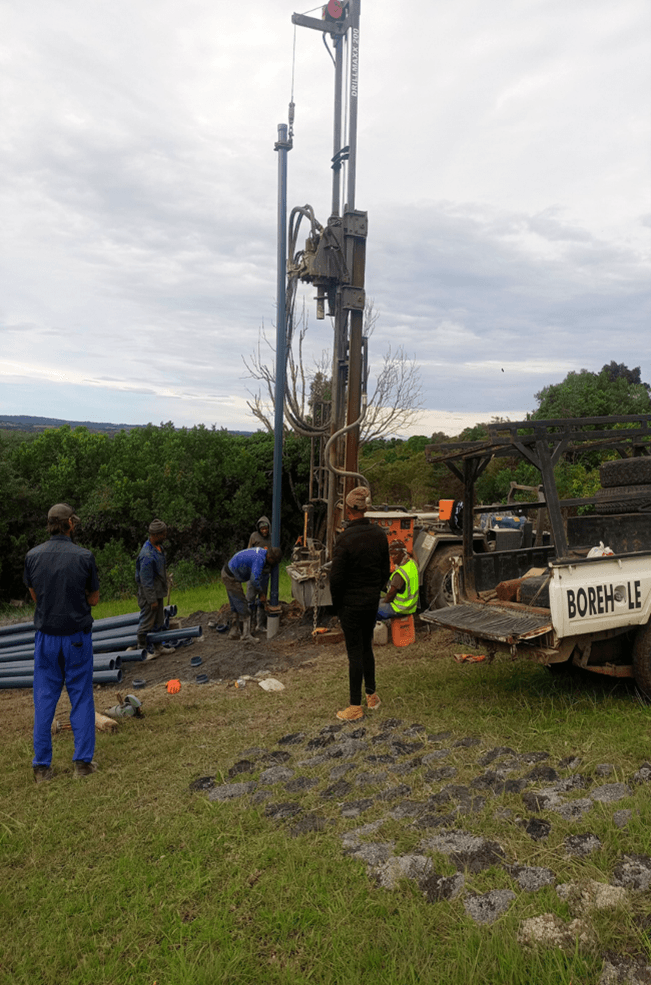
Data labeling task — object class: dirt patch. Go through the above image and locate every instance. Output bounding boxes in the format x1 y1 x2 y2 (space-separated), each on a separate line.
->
117 603 339 691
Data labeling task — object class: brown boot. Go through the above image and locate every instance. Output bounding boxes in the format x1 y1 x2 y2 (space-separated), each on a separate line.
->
366 692 381 710
336 705 364 721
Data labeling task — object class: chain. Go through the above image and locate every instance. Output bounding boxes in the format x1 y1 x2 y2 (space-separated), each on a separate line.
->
312 567 320 635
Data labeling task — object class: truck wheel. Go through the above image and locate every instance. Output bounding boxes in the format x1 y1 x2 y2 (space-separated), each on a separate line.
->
632 622 651 701
594 484 651 514
424 546 459 609
600 458 651 488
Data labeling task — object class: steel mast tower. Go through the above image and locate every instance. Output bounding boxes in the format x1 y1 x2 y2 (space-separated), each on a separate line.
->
286 1 368 604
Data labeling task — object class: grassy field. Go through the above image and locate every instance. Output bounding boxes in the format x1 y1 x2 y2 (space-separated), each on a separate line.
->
0 564 297 627
1 607 650 984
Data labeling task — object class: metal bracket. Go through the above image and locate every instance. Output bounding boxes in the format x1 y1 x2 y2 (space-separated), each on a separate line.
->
341 286 365 310
343 210 368 238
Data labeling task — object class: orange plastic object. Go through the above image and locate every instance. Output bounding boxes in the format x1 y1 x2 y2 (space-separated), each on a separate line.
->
166 679 181 694
391 614 415 647
453 653 486 663
438 499 454 521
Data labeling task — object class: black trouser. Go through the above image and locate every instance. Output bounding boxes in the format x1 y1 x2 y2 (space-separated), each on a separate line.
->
338 605 377 705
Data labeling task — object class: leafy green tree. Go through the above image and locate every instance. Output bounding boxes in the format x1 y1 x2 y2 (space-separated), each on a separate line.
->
532 366 651 419
0 424 311 602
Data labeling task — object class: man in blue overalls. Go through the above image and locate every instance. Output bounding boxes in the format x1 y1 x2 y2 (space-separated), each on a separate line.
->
24 503 100 783
221 546 282 643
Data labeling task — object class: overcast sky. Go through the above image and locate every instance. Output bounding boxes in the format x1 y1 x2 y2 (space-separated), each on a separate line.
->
2 0 650 436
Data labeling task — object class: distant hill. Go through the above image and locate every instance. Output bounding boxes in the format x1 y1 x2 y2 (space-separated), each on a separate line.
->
0 415 254 437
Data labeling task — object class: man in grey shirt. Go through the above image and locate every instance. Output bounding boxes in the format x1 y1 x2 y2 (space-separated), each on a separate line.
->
24 503 100 783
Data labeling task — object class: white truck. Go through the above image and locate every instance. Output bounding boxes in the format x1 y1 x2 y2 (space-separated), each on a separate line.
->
420 416 651 699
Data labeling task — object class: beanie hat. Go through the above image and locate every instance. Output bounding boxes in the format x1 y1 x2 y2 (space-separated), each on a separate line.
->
148 519 167 535
345 486 371 512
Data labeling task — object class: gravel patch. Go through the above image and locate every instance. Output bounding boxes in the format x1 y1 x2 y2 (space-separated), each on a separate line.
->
612 855 651 892
208 781 257 801
341 798 375 818
509 865 556 891
259 765 294 785
464 889 516 924
376 854 432 889
564 833 602 857
591 783 632 804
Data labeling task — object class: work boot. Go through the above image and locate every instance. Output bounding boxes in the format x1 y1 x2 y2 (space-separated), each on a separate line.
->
74 760 98 777
240 616 260 644
255 606 267 632
366 692 381 710
336 705 364 721
33 765 53 784
228 618 241 640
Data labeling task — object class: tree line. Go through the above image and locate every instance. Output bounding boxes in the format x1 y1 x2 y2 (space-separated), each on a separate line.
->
1 423 310 603
2 362 648 604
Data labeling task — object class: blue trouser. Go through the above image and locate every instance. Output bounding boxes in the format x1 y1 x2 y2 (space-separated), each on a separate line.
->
33 630 95 767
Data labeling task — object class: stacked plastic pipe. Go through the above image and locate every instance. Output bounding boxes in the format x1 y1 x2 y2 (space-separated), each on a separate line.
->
0 605 203 689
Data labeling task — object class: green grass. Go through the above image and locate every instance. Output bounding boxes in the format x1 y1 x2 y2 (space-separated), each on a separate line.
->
1 628 650 984
1 563 296 626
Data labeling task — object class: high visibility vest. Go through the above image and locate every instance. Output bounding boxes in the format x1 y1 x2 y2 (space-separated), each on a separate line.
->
390 559 419 615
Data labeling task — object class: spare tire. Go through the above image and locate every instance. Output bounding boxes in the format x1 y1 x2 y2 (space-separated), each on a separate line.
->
600 458 651 488
595 484 651 514
633 621 651 701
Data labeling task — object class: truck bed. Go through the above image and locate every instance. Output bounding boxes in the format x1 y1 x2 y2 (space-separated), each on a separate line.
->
420 601 552 644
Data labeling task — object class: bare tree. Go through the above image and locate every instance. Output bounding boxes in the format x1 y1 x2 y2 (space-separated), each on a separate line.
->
243 300 423 442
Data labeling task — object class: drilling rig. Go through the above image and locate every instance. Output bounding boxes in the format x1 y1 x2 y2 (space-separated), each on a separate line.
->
282 1 368 609
280 3 487 615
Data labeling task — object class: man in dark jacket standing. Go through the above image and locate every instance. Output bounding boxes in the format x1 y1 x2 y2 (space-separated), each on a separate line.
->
24 503 100 782
135 519 169 654
330 485 390 721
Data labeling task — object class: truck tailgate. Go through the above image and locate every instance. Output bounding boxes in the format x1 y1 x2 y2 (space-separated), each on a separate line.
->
421 603 552 643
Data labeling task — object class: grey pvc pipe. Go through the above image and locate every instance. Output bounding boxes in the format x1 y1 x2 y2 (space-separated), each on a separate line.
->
91 635 137 652
148 625 202 644
0 646 39 662
0 630 37 649
113 648 147 662
0 656 120 678
0 644 142 662
0 667 123 689
0 619 35 637
0 604 177 640
92 669 123 684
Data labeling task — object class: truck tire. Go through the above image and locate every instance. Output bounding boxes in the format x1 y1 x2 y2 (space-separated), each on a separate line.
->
600 458 651 488
632 621 651 701
424 546 459 609
594 484 651 515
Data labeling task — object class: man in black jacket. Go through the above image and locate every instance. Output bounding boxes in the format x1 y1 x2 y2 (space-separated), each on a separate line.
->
330 485 390 721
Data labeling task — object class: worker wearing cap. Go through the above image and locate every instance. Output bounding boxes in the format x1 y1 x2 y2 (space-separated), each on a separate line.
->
135 519 169 652
330 485 390 721
246 516 272 632
377 539 420 620
222 546 282 643
24 503 100 782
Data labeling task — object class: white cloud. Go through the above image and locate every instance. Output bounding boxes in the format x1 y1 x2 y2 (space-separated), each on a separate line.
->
1 0 649 433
